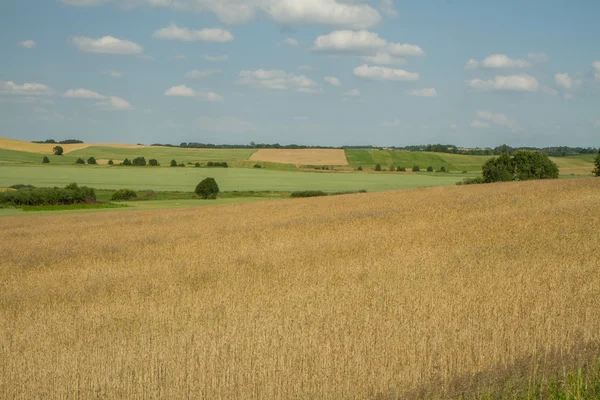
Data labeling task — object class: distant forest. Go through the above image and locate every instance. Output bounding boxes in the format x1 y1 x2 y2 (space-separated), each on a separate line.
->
150 142 598 157
32 139 84 144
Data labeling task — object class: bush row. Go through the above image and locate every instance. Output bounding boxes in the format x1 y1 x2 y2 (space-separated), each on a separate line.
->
0 183 96 206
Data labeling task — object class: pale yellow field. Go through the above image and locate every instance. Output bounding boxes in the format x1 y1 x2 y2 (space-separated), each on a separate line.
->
250 148 349 166
1 179 599 398
0 138 145 154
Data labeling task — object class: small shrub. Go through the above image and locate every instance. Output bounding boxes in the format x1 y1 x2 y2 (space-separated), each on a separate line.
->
462 170 467 174
253 164 262 168
207 161 214 167
412 165 420 172
178 163 185 167
111 189 137 201
195 178 220 199
149 159 159 166
10 184 35 190
398 166 406 172
457 177 485 185
87 157 97 165
170 160 177 167
75 158 85 164
291 191 327 198
108 159 114 165
122 158 132 166
0 183 96 206
440 166 447 173
375 164 382 171
195 162 201 168
132 157 146 166
427 166 433 172
357 166 363 171
42 156 50 164
52 146 63 156
594 149 600 176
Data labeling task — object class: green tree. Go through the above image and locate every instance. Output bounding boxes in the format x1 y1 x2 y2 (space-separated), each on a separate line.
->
357 166 363 171
593 149 600 176
427 166 433 172
132 157 147 166
75 158 85 164
440 166 447 173
374 164 382 171
482 154 514 183
170 159 177 167
149 159 159 166
412 165 420 172
195 178 220 199
42 156 50 164
108 159 114 165
52 146 64 156
122 158 132 166
512 151 559 180
87 157 97 165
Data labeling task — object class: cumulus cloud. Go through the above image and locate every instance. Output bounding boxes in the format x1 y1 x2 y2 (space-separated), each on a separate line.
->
203 55 229 62
96 96 133 111
324 76 341 86
18 40 36 49
185 69 223 79
153 24 234 42
465 54 530 69
593 61 600 80
63 88 106 99
0 81 52 96
312 30 424 58
555 73 572 89
353 64 419 81
528 52 549 63
466 75 539 92
63 0 383 29
362 52 406 65
164 85 224 102
408 88 437 97
470 120 490 129
239 69 321 92
72 36 142 55
476 110 522 132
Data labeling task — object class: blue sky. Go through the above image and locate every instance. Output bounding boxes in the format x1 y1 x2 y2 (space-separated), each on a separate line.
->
1 0 599 147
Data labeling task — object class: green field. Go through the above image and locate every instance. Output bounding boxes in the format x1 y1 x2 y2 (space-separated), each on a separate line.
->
0 149 80 165
346 149 595 175
0 165 465 193
67 146 256 165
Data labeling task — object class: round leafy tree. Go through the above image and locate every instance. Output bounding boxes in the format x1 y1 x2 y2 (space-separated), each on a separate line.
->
593 149 600 177
42 156 50 164
427 166 433 172
412 165 420 172
195 178 220 199
75 158 85 164
374 164 382 171
440 166 447 173
108 159 114 165
170 159 177 167
122 158 132 166
87 157 97 165
52 146 63 156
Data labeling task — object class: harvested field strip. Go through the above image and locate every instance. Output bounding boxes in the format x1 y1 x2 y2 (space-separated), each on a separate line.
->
250 149 348 166
1 178 599 398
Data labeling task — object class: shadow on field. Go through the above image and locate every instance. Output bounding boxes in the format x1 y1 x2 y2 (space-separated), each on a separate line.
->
376 339 600 399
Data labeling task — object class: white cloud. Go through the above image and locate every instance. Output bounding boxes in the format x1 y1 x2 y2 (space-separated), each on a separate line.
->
408 88 437 97
324 76 341 86
353 64 419 81
96 96 133 111
312 30 424 58
203 55 228 62
528 52 549 63
102 70 123 78
593 61 600 80
465 54 530 69
153 24 234 42
554 73 572 89
195 116 256 133
18 40 36 49
476 110 522 132
164 85 224 102
63 88 106 99
378 0 398 17
185 69 223 79
344 89 360 96
239 69 320 92
280 38 299 46
466 75 539 92
0 81 52 96
470 120 490 129
72 36 142 55
362 52 406 65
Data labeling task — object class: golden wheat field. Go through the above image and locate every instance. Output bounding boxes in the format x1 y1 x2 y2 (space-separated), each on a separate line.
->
1 179 599 399
249 148 349 166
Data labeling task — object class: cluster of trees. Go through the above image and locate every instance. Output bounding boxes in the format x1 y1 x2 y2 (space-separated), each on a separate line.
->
153 142 338 149
121 157 159 166
0 183 95 206
594 149 600 176
170 160 186 167
370 164 448 173
397 143 598 157
111 189 137 201
33 139 84 144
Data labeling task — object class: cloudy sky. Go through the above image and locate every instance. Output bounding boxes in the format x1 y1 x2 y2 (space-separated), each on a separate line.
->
1 0 599 147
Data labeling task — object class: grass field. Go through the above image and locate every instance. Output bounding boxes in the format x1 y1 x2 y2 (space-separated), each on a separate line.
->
0 148 81 165
0 165 464 192
250 149 348 166
345 149 596 175
1 178 599 398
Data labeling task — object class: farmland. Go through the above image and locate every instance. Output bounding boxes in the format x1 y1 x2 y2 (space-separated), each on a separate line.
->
250 148 349 166
1 178 599 398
